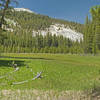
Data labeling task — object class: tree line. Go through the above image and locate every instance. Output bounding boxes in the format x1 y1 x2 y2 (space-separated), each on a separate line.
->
0 0 100 55
0 32 83 53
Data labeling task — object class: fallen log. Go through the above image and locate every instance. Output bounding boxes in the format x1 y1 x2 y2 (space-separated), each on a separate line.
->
0 67 19 79
32 72 42 80
12 80 28 85
12 72 42 85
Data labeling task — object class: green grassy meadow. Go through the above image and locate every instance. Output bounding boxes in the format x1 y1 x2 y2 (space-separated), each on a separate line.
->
0 53 100 91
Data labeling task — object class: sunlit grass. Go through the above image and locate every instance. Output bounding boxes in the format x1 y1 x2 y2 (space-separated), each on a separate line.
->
0 53 100 91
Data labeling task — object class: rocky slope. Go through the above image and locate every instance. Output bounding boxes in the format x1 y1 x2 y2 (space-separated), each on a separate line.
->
4 8 84 42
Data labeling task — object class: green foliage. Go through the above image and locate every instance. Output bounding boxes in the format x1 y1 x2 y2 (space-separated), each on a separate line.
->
84 5 100 55
0 31 83 54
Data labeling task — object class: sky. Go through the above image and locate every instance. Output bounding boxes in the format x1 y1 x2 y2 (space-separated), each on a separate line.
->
17 0 100 24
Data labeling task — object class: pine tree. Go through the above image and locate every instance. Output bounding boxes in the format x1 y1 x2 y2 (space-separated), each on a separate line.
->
0 0 18 29
90 6 100 54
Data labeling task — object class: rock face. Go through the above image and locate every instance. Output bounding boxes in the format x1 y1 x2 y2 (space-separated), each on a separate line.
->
14 8 34 13
33 24 83 42
2 18 21 32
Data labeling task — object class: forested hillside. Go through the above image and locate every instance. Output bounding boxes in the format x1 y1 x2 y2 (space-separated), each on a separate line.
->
4 9 84 32
0 5 100 54
0 8 84 53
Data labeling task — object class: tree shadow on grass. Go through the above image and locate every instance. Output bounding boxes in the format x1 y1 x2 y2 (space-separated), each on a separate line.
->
0 56 54 61
0 60 25 67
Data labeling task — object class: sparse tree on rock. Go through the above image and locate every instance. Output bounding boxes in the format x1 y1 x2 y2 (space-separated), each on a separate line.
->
0 0 18 29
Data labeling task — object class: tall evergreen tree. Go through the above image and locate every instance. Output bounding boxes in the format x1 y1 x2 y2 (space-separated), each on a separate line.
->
84 16 89 54
90 6 100 54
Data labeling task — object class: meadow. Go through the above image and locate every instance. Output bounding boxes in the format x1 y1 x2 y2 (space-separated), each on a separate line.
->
0 53 100 99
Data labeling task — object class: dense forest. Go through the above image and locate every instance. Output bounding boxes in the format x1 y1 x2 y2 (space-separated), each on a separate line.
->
0 32 83 53
0 7 84 54
0 3 100 54
84 5 100 55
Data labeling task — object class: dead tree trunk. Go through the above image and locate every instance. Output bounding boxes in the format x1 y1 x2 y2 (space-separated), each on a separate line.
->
0 0 10 29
